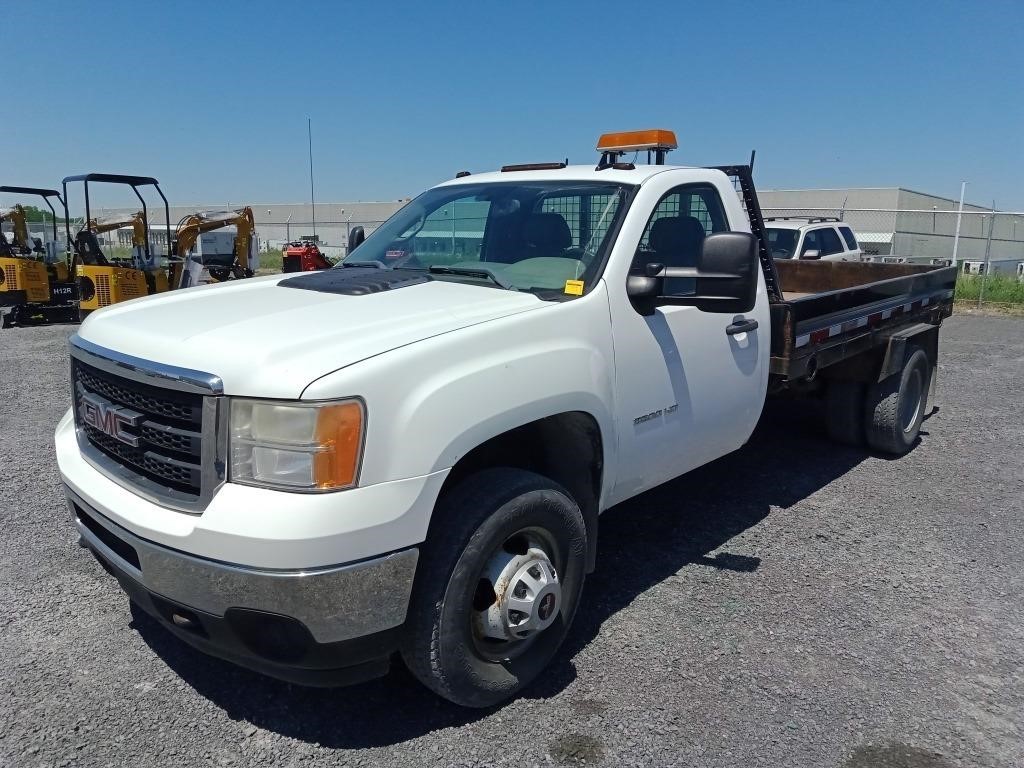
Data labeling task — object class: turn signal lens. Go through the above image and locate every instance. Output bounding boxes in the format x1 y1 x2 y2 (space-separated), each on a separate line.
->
312 401 364 489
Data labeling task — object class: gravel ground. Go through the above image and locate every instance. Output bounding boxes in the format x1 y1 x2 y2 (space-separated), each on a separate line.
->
1 314 1021 768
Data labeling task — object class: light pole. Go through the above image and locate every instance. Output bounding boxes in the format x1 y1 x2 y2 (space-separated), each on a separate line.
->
951 181 967 267
342 209 353 254
286 213 292 243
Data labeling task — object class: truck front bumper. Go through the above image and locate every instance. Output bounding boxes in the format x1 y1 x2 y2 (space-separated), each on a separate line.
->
68 486 419 686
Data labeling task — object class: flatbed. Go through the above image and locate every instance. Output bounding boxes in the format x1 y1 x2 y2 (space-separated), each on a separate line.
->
713 164 956 389
770 259 956 381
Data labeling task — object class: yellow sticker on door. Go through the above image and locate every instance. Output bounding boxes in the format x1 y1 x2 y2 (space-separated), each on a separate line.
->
563 280 585 296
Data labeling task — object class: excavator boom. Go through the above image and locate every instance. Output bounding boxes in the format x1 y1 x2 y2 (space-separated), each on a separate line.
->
175 206 255 275
0 205 32 252
86 212 147 247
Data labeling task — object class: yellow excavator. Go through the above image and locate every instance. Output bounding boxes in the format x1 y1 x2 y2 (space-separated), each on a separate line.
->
82 211 170 295
173 206 257 288
0 186 78 327
63 173 173 319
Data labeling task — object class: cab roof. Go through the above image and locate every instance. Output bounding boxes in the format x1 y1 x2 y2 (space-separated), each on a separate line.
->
434 163 709 189
763 219 844 231
0 185 62 198
62 173 161 186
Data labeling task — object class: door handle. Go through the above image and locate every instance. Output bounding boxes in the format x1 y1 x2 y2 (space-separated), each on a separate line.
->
726 318 759 336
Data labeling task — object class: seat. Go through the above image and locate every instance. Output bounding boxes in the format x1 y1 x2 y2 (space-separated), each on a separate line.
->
648 215 706 268
75 231 110 266
522 212 572 261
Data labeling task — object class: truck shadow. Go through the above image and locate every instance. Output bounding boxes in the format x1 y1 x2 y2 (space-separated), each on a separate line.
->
131 398 869 748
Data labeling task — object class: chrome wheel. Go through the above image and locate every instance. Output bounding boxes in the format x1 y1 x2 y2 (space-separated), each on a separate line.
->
900 367 924 433
471 529 561 660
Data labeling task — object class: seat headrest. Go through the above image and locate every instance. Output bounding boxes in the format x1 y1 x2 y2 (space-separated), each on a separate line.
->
649 216 706 255
525 212 572 252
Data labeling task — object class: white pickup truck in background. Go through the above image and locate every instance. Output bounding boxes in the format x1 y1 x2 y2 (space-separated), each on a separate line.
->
765 216 862 261
55 130 956 707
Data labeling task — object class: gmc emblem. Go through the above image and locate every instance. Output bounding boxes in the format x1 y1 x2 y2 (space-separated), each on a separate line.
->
79 391 142 447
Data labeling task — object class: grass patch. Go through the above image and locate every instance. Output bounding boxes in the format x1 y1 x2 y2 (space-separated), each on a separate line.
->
258 249 283 273
954 274 1024 304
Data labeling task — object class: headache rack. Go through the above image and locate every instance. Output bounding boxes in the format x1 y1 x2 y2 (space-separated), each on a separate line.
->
706 164 782 302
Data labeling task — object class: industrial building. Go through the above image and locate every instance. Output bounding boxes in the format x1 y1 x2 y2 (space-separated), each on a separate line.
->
759 187 1024 271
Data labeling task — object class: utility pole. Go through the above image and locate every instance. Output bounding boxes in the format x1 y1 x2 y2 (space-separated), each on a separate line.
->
978 200 996 308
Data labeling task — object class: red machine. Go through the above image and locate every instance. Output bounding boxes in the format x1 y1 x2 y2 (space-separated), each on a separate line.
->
282 240 332 272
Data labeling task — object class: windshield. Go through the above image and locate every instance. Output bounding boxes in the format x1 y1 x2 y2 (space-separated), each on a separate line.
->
339 181 631 296
766 227 800 259
765 227 802 260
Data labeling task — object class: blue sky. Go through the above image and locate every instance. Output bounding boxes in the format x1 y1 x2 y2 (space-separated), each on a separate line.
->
8 0 1024 209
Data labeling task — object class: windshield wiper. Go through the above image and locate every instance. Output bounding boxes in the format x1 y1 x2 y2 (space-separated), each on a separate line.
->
341 260 390 269
428 264 516 290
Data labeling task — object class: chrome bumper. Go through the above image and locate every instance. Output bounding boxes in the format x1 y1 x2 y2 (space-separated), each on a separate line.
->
66 486 418 644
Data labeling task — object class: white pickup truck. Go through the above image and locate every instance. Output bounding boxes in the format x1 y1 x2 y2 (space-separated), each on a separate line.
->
56 131 957 707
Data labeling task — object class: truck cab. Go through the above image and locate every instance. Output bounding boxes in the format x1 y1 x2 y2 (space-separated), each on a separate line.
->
55 130 955 708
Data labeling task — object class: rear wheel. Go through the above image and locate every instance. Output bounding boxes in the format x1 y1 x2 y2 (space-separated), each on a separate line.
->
825 379 865 446
400 468 587 708
864 345 930 455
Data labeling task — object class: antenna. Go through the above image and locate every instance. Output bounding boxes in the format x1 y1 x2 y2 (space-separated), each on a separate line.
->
307 117 317 238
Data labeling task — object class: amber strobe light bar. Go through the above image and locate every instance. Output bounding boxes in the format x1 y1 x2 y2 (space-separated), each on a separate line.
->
596 129 678 167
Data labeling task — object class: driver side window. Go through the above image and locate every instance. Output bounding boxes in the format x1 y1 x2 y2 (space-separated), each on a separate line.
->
631 183 727 296
800 229 821 257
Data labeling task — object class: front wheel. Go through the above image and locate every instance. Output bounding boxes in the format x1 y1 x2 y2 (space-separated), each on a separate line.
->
400 468 587 708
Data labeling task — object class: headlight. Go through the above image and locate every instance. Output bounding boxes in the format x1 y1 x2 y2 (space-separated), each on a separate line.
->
230 399 364 491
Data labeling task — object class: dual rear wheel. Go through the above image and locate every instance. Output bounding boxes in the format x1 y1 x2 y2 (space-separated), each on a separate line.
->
825 344 931 455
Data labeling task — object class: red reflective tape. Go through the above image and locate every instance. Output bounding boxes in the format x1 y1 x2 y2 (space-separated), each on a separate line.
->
810 329 829 344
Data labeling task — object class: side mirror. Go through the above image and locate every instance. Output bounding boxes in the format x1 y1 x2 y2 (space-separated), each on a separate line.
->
348 226 366 253
628 232 759 315
800 249 821 260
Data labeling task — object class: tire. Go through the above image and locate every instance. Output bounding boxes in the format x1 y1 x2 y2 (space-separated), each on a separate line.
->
864 345 930 455
400 467 587 708
825 379 865 446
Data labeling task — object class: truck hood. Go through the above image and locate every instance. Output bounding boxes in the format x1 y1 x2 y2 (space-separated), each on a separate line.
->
77 274 546 398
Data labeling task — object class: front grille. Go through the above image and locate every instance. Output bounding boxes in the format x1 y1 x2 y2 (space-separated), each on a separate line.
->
73 360 205 499
76 366 200 423
4 265 17 289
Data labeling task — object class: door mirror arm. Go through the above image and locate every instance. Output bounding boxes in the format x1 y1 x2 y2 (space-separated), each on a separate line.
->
626 261 664 316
